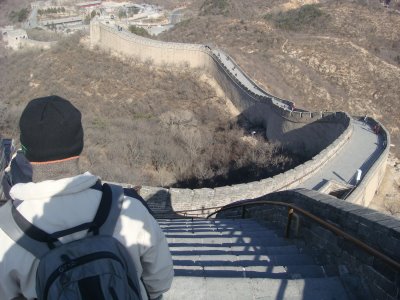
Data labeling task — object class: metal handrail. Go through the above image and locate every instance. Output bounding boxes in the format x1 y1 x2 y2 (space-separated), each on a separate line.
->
203 199 400 271
174 205 223 215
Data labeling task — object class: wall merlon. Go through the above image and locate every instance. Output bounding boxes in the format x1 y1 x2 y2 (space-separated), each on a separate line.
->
192 188 214 201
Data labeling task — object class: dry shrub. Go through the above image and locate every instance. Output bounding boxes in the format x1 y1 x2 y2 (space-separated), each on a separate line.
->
173 122 301 188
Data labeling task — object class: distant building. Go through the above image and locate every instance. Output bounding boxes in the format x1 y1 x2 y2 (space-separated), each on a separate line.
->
76 1 102 9
31 1 46 9
32 0 76 9
100 1 127 14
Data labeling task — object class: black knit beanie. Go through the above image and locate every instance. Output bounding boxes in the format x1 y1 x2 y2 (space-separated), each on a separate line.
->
19 95 84 162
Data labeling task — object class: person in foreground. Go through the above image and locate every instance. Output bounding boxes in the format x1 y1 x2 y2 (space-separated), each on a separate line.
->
0 95 173 300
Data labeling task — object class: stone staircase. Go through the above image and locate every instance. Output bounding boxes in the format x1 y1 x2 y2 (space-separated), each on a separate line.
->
160 218 350 300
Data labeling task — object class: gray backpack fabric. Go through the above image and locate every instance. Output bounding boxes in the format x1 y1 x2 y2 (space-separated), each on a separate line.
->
0 183 142 300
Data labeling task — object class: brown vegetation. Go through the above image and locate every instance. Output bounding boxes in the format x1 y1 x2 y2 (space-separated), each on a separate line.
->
0 34 300 187
0 0 31 26
26 28 64 42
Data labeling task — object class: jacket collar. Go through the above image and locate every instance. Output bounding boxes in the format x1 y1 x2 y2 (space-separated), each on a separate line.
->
9 172 99 201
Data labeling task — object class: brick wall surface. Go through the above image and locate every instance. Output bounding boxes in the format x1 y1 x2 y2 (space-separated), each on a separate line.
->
221 189 400 300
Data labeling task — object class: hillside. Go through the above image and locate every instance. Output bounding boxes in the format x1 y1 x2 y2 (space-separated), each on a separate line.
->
0 34 301 188
158 0 400 214
160 1 400 153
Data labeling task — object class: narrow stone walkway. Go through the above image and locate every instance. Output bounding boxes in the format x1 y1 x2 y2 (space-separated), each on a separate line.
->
212 49 291 109
301 119 384 190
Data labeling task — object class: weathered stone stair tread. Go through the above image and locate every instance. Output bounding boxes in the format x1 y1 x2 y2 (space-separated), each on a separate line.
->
164 277 349 300
173 264 325 279
236 254 315 266
172 253 315 267
159 219 261 226
161 225 266 231
165 231 278 237
160 218 349 298
160 221 263 226
167 238 291 247
165 232 278 244
170 244 299 256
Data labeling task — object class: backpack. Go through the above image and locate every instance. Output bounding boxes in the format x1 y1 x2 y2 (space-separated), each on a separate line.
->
0 183 143 300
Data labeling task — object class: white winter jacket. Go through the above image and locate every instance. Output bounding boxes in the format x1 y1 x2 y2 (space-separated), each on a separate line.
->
0 172 173 300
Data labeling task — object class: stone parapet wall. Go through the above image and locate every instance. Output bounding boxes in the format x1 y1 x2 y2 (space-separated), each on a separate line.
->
92 22 212 69
134 121 353 215
217 51 293 107
217 189 400 300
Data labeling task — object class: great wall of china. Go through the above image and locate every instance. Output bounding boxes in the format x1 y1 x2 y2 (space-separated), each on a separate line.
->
0 20 398 300
89 20 390 215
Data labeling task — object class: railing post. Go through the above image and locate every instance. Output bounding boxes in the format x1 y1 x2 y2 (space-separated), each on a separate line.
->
241 205 246 219
285 208 294 238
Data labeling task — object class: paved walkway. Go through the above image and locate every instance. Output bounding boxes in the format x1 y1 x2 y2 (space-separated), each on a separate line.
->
301 119 384 190
212 49 291 109
24 8 38 29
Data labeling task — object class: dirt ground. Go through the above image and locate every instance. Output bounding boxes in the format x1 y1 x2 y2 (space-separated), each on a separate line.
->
369 154 400 218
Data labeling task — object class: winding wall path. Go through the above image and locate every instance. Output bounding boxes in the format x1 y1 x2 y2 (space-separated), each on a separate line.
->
90 20 389 210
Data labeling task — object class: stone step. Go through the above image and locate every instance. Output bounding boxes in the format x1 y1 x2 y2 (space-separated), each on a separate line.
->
169 245 300 256
284 265 326 279
161 224 270 231
164 231 277 239
161 227 274 235
172 253 315 268
160 225 217 231
173 264 325 279
158 219 261 226
167 236 291 248
160 223 265 230
237 254 316 267
160 223 269 230
167 235 289 246
164 277 349 300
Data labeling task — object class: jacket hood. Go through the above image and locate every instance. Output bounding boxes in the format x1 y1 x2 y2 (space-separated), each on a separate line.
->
10 172 98 201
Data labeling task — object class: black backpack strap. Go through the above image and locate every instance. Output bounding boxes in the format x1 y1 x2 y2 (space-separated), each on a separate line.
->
48 181 113 238
0 200 52 258
0 181 112 258
123 187 154 216
97 183 124 236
